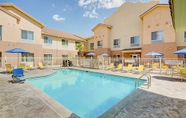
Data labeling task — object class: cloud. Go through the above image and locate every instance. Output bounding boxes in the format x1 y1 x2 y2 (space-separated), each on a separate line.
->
62 9 66 11
78 0 124 9
83 7 98 18
52 4 56 7
52 14 65 21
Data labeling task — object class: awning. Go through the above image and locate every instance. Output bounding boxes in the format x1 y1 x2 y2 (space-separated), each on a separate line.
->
121 48 142 53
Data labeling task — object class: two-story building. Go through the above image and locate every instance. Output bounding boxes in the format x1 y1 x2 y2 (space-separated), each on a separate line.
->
0 3 85 67
87 0 186 59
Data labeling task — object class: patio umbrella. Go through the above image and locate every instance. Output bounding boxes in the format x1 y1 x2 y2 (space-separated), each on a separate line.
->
86 52 96 56
5 48 29 65
145 51 163 56
101 53 109 57
173 48 186 54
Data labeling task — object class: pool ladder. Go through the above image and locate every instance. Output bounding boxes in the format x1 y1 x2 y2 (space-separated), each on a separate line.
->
135 73 151 89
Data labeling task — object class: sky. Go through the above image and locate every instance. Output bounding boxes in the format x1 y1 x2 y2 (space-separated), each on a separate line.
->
1 0 168 37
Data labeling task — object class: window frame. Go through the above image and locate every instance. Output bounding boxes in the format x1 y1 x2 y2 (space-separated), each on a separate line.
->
0 26 2 41
62 39 68 48
97 40 103 48
21 53 34 62
130 36 140 46
151 30 164 44
44 54 52 62
113 39 120 48
44 36 52 44
184 31 186 42
90 43 94 50
21 30 34 40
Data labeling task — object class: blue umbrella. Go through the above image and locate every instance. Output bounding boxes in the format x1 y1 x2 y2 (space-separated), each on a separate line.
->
5 48 29 53
5 48 29 65
173 48 186 54
101 53 109 57
86 52 96 56
145 51 163 56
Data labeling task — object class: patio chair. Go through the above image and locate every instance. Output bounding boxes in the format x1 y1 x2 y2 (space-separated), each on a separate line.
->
10 68 26 83
133 65 144 74
114 63 123 71
122 64 133 73
105 63 114 70
5 64 14 73
38 62 45 69
171 65 183 78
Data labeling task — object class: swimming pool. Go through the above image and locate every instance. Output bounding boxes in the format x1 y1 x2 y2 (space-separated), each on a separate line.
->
28 69 145 118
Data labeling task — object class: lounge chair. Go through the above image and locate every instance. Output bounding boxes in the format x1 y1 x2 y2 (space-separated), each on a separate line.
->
5 64 14 73
133 65 144 74
10 68 26 83
180 68 186 82
171 65 183 78
27 63 35 70
161 65 169 74
114 64 123 71
152 63 159 70
18 63 28 72
38 62 45 69
122 64 133 73
105 63 114 70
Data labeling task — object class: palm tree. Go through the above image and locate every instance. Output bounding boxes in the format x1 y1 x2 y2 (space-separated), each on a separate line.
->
76 43 85 57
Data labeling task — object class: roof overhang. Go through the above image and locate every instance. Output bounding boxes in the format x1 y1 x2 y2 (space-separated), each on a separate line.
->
91 23 112 32
169 0 186 32
121 48 142 53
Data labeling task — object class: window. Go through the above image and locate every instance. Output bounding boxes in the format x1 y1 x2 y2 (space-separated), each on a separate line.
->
151 30 164 44
21 30 34 40
44 36 52 44
97 40 103 48
184 31 186 42
130 36 140 46
44 54 52 62
0 26 2 41
113 39 120 48
21 53 34 62
62 39 68 47
62 55 68 60
90 43 94 50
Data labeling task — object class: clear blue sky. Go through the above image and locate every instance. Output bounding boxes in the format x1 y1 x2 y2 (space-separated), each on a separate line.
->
1 0 168 37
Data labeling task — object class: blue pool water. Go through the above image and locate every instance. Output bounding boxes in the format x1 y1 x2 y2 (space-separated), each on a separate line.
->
28 69 145 118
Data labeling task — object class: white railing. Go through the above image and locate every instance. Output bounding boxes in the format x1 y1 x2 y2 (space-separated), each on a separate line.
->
1 56 185 70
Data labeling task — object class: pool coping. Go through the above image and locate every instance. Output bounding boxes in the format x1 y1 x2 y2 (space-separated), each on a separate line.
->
25 67 148 118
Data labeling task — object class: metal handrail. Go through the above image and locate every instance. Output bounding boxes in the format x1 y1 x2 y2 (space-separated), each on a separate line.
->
135 73 151 89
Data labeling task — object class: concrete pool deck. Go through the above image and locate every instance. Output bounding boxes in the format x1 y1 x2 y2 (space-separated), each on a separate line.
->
0 67 186 118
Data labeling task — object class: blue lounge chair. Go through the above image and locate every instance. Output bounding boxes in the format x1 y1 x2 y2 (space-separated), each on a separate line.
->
11 68 26 83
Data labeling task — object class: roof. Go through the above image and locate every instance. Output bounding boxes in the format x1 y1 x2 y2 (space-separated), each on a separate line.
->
140 4 169 20
0 3 45 28
122 48 142 51
92 23 112 32
121 48 142 53
85 36 94 40
0 6 20 21
169 0 175 28
42 27 86 42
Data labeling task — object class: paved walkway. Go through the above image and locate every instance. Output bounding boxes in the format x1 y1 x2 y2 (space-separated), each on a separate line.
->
0 67 186 118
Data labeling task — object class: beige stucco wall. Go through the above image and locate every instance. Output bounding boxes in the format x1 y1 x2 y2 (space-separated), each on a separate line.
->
104 1 159 51
3 6 42 45
0 10 19 42
93 25 111 49
142 6 176 44
87 38 94 51
176 32 186 46
141 5 177 58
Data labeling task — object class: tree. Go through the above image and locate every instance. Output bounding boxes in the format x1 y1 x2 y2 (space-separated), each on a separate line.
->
76 43 85 57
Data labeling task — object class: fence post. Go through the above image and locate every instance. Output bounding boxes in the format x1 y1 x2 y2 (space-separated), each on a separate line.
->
109 57 111 64
160 57 162 74
102 57 104 70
